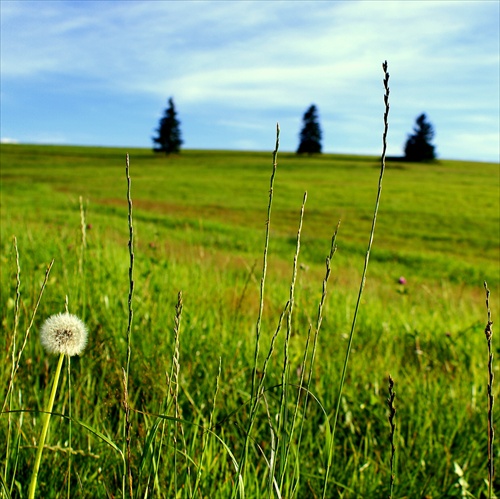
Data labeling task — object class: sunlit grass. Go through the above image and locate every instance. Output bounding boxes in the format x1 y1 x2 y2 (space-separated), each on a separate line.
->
0 137 498 497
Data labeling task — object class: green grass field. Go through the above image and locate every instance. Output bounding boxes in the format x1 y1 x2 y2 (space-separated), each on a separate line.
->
1 143 499 498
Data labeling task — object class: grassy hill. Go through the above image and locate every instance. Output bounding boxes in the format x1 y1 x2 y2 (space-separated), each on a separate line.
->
2 144 498 284
1 144 499 497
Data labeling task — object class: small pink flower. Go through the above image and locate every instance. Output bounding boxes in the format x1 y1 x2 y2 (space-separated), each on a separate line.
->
398 276 407 285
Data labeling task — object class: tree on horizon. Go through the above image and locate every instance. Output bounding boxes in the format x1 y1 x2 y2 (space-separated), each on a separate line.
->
297 104 322 155
404 113 436 161
152 98 183 154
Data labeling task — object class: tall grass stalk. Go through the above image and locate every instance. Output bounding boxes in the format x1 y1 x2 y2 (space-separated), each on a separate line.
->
149 294 183 497
63 295 72 499
121 368 132 498
251 123 280 400
3 237 21 491
483 282 494 498
2 258 54 414
274 191 307 491
193 356 222 497
322 60 390 498
78 196 87 320
135 293 184 497
236 123 280 493
387 375 396 499
245 302 289 496
291 221 340 497
262 392 279 495
172 291 184 496
78 195 87 275
283 322 312 497
124 153 135 498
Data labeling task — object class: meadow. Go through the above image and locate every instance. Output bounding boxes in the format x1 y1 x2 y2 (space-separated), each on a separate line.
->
0 141 499 498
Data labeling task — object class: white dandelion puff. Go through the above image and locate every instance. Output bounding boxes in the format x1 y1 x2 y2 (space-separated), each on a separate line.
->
40 313 88 356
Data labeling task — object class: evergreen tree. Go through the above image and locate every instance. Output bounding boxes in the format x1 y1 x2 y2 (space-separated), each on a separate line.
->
153 98 183 154
297 104 322 154
404 113 436 161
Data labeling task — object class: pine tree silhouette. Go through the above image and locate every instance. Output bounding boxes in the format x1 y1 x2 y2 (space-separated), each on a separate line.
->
404 113 436 161
297 104 322 155
153 98 183 154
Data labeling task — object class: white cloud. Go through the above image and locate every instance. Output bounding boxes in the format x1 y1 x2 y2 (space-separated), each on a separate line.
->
439 132 500 162
2 1 494 89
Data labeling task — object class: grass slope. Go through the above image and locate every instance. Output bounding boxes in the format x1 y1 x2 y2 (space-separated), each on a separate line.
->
1 144 499 497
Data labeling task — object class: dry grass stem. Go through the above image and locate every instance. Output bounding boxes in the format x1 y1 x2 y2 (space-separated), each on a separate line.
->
276 191 307 488
251 123 280 400
121 368 133 498
3 237 21 487
387 375 396 498
237 123 280 494
483 282 495 498
123 153 135 498
323 60 390 498
78 195 87 275
172 291 184 494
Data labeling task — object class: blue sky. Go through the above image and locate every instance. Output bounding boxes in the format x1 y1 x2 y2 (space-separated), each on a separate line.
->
1 0 499 161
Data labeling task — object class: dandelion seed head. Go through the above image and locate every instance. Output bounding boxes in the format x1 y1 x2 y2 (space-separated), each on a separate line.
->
40 313 88 356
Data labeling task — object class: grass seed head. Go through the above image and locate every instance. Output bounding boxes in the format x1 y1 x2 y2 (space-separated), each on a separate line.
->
40 313 88 356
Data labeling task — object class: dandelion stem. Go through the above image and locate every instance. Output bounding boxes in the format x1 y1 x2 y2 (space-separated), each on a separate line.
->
67 355 72 499
28 353 65 499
